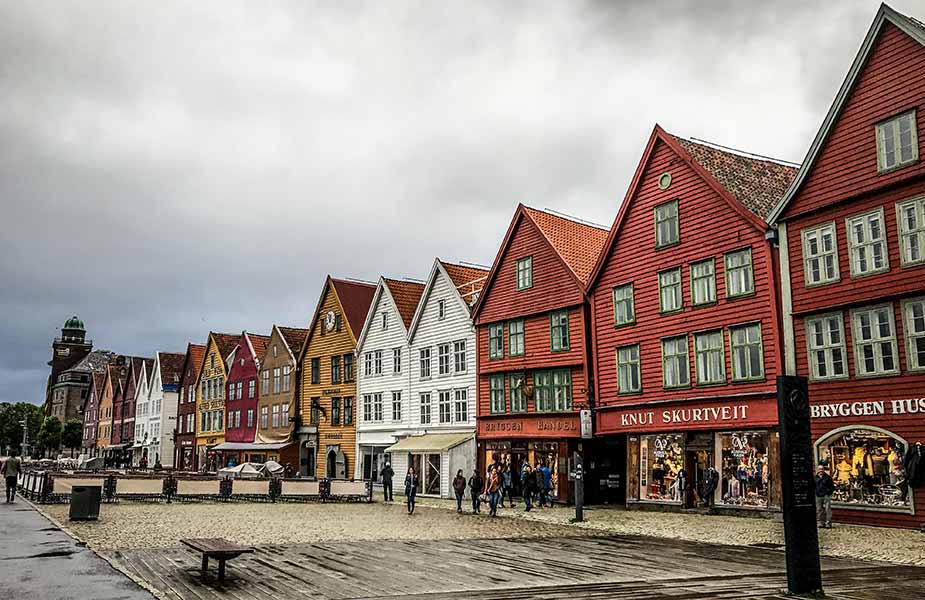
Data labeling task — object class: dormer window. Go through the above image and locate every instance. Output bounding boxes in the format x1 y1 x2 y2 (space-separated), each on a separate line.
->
516 256 532 290
876 110 918 173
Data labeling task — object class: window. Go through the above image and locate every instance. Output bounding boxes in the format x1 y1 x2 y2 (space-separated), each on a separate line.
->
694 330 725 385
489 375 505 413
381 311 388 330
272 345 278 358
210 355 215 369
730 323 764 381
364 352 373 377
802 223 839 285
898 197 925 266
281 402 289 427
248 379 256 398
438 343 451 375
393 347 401 374
662 336 690 388
847 209 888 276
272 404 280 428
282 366 291 392
343 397 354 425
453 340 467 373
234 411 240 429
419 348 431 378
489 323 504 359
613 283 635 326
247 409 254 428
438 391 451 423
273 368 281 393
311 358 320 385
502 319 524 357
616 345 641 394
516 256 533 290
438 299 446 320
876 110 918 172
331 356 341 383
509 373 526 412
690 260 716 305
363 394 372 422
903 299 925 371
343 354 354 382
454 389 468 422
550 310 569 351
534 369 571 411
187 413 194 433
260 406 268 429
806 314 847 380
331 397 341 425
419 393 432 424
658 268 682 313
725 248 754 297
851 305 899 376
392 391 402 421
655 200 679 248
374 350 383 375
373 392 383 421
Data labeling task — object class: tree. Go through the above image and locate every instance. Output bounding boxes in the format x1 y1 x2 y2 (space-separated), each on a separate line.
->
37 416 62 456
0 402 44 456
62 419 83 458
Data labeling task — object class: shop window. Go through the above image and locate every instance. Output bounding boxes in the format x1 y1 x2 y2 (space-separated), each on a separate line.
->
639 433 684 502
802 222 839 285
658 268 682 313
806 313 847 380
850 305 898 376
846 209 888 276
729 323 764 382
718 431 770 508
690 259 716 305
725 248 755 297
816 427 911 510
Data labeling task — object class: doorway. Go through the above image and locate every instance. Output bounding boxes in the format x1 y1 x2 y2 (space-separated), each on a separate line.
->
684 449 713 508
300 443 315 477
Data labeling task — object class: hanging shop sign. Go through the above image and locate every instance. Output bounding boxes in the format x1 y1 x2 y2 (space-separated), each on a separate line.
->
600 397 778 433
479 414 580 438
810 398 925 419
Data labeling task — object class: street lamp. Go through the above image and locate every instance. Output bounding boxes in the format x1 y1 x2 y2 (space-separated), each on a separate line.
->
19 419 30 457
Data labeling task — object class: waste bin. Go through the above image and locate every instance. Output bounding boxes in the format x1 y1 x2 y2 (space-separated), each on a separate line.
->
69 485 102 521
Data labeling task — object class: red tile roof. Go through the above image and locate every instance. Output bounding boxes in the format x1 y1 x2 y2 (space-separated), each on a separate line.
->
383 278 425 329
672 135 797 220
211 333 240 360
331 278 377 336
245 333 271 362
523 207 610 285
440 261 489 306
157 352 186 387
91 370 107 396
277 326 309 357
185 344 207 382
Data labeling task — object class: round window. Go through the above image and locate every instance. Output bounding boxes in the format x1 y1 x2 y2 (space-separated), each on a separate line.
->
658 172 672 190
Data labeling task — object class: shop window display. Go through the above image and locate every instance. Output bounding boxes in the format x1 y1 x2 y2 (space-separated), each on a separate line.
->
816 428 909 509
484 441 560 499
719 431 770 508
639 433 684 502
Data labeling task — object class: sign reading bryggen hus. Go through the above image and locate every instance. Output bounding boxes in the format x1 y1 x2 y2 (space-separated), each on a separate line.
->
599 397 778 433
479 415 580 438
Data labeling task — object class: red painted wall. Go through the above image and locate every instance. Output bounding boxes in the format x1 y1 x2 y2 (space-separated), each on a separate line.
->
225 335 259 444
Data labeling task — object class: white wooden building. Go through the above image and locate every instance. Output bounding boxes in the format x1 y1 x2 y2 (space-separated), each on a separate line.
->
153 351 184 467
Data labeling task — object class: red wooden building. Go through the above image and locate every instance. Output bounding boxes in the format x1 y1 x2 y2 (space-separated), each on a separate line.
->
217 331 270 465
589 125 796 511
473 204 608 503
769 5 925 528
175 343 206 471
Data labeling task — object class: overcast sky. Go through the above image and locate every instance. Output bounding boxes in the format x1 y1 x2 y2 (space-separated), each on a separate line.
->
1 1 916 405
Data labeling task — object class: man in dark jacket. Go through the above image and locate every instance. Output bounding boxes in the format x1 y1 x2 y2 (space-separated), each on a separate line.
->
468 469 484 514
815 465 835 528
381 462 394 502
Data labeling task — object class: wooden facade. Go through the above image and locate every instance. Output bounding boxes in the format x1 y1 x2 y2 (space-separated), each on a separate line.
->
223 332 269 458
175 343 205 471
771 6 925 528
194 333 237 471
298 277 376 479
252 325 306 467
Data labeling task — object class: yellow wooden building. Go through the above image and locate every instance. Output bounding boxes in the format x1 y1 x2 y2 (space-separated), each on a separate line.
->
298 276 375 479
194 332 239 471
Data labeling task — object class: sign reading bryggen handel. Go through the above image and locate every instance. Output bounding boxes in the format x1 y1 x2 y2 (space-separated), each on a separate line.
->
599 398 778 433
479 415 579 437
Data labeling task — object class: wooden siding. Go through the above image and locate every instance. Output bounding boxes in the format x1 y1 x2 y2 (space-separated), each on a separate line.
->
225 333 259 444
592 137 779 422
96 372 114 448
195 336 228 451
476 216 584 325
300 284 360 479
783 22 925 220
255 327 298 445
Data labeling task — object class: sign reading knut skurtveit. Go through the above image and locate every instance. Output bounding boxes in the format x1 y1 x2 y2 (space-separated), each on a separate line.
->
599 397 779 433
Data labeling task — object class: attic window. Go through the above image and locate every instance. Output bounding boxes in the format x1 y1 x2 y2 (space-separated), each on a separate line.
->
382 312 388 330
210 355 215 369
273 345 278 357
658 172 672 190
438 299 446 320
876 110 918 173
516 256 533 290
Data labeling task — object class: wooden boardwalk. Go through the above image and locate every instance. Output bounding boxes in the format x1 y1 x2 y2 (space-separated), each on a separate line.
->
111 534 925 600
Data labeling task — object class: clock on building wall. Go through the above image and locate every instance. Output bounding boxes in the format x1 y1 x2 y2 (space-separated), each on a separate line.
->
325 311 337 332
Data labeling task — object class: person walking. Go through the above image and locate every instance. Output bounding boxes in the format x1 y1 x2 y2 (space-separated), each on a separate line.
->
486 465 501 517
521 463 535 512
404 466 419 514
452 469 467 513
500 464 515 508
381 461 394 502
468 469 484 514
536 461 551 507
815 465 835 529
2 452 22 503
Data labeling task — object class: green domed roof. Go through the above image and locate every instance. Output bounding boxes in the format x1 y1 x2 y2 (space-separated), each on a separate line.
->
64 316 85 330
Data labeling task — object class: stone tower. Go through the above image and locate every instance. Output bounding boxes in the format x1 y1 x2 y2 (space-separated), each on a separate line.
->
44 316 93 415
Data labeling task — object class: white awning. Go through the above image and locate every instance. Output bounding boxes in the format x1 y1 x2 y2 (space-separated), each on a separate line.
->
385 432 474 453
212 441 293 451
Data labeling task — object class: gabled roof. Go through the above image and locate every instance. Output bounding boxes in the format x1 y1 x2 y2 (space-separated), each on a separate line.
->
70 350 117 375
383 278 425 329
244 332 271 366
331 278 377 335
157 352 185 387
211 333 239 360
672 136 797 219
180 343 207 385
522 207 609 286
440 260 489 307
768 3 925 223
91 370 107 396
277 326 309 360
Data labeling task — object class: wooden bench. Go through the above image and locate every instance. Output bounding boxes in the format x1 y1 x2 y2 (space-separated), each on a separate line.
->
180 538 254 582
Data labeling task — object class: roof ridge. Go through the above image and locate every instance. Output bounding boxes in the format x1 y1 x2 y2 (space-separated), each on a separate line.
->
677 134 800 168
523 205 609 232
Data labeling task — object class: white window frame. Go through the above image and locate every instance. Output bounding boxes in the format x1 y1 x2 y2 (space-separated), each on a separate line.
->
282 366 290 392
846 208 889 277
805 313 849 381
508 319 525 356
661 335 690 389
419 392 432 424
725 248 755 298
419 348 431 379
613 283 635 325
393 347 402 374
392 391 402 422
902 298 925 372
453 340 467 373
876 110 918 173
438 390 452 424
453 388 468 423
374 350 383 375
801 222 840 286
729 323 765 382
437 343 451 376
897 196 925 267
364 352 373 377
616 344 641 394
850 304 900 377
690 259 716 306
655 199 679 248
373 392 383 421
694 330 725 385
658 268 682 313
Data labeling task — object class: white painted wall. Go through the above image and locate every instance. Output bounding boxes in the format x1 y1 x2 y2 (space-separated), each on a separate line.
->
133 363 151 466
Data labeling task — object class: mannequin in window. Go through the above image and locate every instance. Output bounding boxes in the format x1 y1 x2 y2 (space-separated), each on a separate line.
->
835 456 853 484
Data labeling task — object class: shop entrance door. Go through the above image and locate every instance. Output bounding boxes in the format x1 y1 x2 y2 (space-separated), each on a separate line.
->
683 432 713 508
423 453 441 495
510 450 528 495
